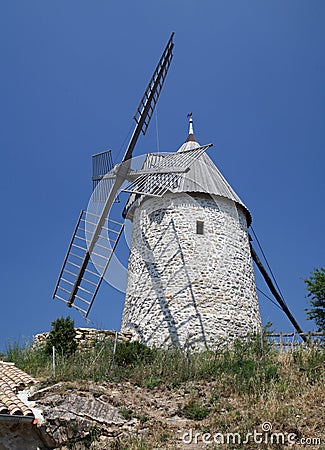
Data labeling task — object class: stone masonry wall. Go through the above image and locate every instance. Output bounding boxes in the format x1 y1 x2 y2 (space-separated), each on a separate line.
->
34 328 132 349
121 192 261 350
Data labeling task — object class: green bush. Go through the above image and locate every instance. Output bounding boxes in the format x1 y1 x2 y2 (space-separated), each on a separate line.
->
119 407 134 421
114 340 155 367
305 267 325 332
144 376 161 389
45 316 77 356
181 399 209 420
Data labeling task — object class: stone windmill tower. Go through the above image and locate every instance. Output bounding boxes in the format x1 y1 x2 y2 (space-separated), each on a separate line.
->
54 34 305 346
121 115 262 350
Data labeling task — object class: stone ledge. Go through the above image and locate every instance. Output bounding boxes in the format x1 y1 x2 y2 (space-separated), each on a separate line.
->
34 328 132 350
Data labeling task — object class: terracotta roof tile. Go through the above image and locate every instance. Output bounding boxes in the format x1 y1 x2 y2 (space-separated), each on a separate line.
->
0 361 36 417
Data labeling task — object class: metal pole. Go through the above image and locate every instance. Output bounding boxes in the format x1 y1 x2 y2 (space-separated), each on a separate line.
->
291 332 296 351
260 327 265 369
52 346 56 378
111 331 118 371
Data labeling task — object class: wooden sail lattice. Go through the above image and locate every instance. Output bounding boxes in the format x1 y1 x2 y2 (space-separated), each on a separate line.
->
53 33 175 317
134 32 174 136
92 150 115 202
53 210 124 317
122 144 213 197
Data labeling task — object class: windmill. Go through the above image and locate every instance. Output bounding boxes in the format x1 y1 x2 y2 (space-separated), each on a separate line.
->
53 33 211 319
53 33 307 347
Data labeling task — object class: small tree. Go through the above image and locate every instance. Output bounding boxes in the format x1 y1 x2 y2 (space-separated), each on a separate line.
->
45 316 78 356
305 267 325 332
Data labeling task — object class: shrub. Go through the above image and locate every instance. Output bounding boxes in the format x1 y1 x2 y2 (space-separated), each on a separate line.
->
144 376 161 389
305 267 325 332
181 399 209 420
114 341 154 367
45 316 77 356
119 407 134 421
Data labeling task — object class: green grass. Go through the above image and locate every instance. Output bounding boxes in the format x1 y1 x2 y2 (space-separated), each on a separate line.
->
110 437 150 450
181 399 209 420
118 407 134 421
4 336 324 450
4 335 324 399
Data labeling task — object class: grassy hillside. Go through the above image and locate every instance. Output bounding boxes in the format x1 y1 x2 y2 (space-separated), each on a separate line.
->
4 335 325 449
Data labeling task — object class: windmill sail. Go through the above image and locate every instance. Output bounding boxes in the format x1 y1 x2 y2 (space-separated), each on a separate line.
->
134 32 174 136
53 33 175 317
92 150 114 195
92 150 120 202
123 32 174 163
53 210 124 317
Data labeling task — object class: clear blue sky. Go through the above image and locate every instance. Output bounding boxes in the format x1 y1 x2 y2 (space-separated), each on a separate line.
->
1 1 324 351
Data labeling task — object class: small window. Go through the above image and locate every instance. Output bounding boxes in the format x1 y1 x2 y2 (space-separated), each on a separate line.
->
196 220 204 235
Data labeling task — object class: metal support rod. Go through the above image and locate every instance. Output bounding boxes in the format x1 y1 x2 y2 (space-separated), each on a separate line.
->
260 327 265 368
111 331 118 371
52 346 56 377
280 332 284 352
250 242 307 342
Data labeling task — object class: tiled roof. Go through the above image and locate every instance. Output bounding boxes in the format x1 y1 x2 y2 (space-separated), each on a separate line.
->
0 361 36 417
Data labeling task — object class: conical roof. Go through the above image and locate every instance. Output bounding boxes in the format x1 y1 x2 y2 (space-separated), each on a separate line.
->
124 117 252 225
167 117 252 224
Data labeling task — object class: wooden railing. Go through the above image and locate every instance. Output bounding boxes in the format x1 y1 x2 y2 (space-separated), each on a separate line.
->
266 332 323 351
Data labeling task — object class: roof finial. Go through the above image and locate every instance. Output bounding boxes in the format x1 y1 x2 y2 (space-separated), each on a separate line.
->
185 112 197 142
187 112 194 135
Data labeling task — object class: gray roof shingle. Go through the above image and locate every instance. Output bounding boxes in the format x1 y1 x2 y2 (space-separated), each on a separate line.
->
125 138 251 225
